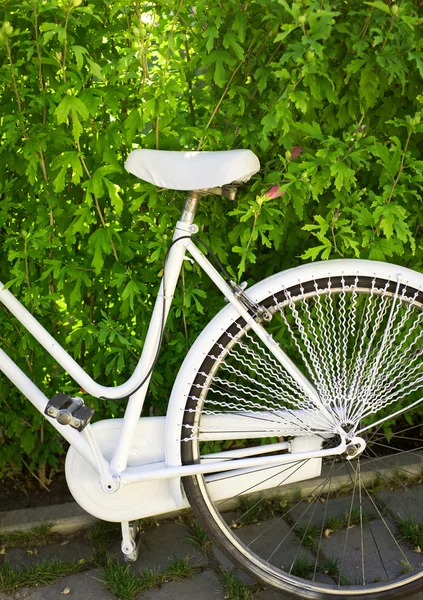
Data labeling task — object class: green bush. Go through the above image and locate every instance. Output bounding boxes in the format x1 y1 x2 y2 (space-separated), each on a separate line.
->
0 0 422 482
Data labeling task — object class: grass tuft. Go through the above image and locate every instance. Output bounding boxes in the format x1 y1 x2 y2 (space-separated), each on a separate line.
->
289 555 315 579
294 523 319 551
0 523 53 548
320 555 340 579
185 519 212 554
397 559 412 576
139 567 163 589
164 556 198 581
325 507 369 532
220 569 253 600
397 516 423 550
100 554 143 600
0 557 86 593
86 522 121 565
234 494 290 527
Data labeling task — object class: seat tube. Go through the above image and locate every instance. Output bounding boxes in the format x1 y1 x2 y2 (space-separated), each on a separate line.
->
110 192 200 473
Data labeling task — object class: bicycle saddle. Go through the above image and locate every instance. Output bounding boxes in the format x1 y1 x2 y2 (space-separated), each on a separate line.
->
125 149 260 191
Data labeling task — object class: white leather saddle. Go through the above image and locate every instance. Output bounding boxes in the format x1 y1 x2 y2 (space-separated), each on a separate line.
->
125 149 260 191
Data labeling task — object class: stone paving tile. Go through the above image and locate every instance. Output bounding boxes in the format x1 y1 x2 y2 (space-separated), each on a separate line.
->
0 538 92 570
288 495 378 528
214 517 333 585
137 569 224 600
234 517 333 585
0 569 112 600
111 522 207 572
211 545 256 586
377 486 423 521
235 518 314 571
320 517 422 584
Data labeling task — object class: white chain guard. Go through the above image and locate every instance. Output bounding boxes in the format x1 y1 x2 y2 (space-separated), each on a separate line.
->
65 417 188 522
66 418 323 523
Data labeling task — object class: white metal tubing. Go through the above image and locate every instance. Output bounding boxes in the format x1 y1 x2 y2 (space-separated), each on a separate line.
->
120 439 346 485
110 229 190 472
183 239 324 409
0 348 95 468
0 284 152 400
201 440 290 461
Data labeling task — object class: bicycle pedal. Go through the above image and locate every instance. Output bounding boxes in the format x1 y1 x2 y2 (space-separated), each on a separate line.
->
45 393 94 432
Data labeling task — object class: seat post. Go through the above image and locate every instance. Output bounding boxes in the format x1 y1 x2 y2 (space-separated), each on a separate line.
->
180 191 200 226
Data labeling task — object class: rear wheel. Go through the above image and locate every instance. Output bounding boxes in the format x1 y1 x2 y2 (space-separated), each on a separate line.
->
181 262 423 599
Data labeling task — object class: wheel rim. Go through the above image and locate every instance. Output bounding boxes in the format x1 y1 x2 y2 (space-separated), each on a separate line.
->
183 273 423 596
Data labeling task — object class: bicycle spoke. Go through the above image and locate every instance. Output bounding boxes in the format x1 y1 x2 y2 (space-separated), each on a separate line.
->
313 458 336 581
183 270 423 596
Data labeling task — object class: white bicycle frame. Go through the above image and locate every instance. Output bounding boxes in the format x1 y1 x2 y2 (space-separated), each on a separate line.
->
0 192 346 504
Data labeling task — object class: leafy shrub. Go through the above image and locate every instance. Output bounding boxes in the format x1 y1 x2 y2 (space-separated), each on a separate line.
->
0 0 422 481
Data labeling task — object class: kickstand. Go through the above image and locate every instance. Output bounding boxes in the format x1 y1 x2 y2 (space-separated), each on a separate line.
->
121 520 141 562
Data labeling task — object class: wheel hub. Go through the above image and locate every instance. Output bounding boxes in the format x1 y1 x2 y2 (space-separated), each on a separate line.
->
344 436 366 460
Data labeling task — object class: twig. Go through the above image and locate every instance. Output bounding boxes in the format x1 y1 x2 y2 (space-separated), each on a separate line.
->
386 129 412 204
374 129 412 236
19 455 51 493
77 140 119 263
196 56 248 151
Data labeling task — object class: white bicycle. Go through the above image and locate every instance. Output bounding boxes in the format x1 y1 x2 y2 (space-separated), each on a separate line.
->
2 148 423 599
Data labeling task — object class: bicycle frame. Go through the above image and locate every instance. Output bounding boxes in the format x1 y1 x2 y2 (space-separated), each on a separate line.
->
0 192 340 496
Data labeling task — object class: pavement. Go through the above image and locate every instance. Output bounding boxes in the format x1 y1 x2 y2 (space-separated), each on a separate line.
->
0 505 275 600
2 488 423 599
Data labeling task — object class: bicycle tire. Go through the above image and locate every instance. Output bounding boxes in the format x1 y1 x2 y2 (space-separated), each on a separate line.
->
181 260 423 600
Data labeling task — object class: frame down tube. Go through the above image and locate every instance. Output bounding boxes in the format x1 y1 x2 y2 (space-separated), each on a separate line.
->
0 347 95 468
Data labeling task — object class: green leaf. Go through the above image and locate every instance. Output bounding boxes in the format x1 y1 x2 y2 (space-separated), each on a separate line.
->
274 25 298 43
88 228 111 274
121 279 140 310
408 52 423 79
203 25 219 53
350 206 375 227
365 1 392 15
233 13 247 43
87 59 103 80
72 112 83 141
104 179 123 215
373 204 407 239
290 91 308 113
359 66 379 109
55 95 89 125
69 277 82 306
330 162 356 191
223 32 244 61
301 241 332 261
53 166 67 193
203 50 236 87
345 58 366 78
92 165 121 198
71 45 89 70
295 121 324 141
20 429 36 454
